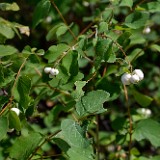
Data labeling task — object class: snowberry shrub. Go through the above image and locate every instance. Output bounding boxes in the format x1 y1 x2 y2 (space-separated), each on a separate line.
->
0 0 159 160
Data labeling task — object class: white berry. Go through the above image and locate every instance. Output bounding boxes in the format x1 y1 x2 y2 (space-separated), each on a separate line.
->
143 27 151 34
50 68 59 76
132 69 144 81
121 73 132 85
145 109 152 116
44 67 52 74
130 74 140 84
11 108 20 116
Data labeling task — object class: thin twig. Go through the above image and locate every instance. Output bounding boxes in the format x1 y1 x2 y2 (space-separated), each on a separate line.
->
123 85 132 160
28 130 61 160
86 71 97 83
11 58 27 96
104 35 132 72
0 96 13 116
50 0 77 41
0 58 27 116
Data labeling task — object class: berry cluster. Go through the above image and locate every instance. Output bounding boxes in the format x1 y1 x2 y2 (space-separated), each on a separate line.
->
44 67 59 78
121 69 144 85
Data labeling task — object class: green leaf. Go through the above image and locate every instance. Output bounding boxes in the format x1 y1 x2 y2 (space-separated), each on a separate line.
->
0 65 5 86
150 44 160 52
95 39 111 58
53 138 70 152
56 119 94 160
125 11 149 29
56 25 68 38
0 96 8 110
96 78 121 101
9 110 21 131
71 81 87 100
134 119 160 147
44 43 69 63
62 50 79 76
0 45 18 57
0 2 19 11
10 132 42 160
104 43 116 63
120 0 133 8
56 65 70 84
132 89 153 107
126 48 144 62
32 0 51 28
0 21 15 39
117 32 132 47
0 65 16 87
99 22 108 33
76 90 110 117
0 117 8 141
46 23 64 41
17 75 31 109
141 2 160 13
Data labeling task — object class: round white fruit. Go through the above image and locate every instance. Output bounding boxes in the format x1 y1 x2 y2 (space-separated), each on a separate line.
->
44 67 52 74
121 73 132 85
145 109 152 116
130 74 140 84
11 108 20 116
50 68 59 76
143 27 151 34
132 69 144 81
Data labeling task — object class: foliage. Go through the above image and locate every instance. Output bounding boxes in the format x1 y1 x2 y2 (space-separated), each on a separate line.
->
0 0 160 160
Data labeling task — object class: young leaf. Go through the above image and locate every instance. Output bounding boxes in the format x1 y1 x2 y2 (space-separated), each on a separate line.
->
125 11 149 29
10 132 42 160
17 75 31 109
76 90 110 117
132 89 153 107
0 116 8 141
133 119 160 147
32 0 51 28
0 45 17 57
71 81 87 100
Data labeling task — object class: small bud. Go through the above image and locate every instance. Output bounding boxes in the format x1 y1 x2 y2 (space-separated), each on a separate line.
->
19 26 30 36
132 69 144 81
11 108 20 116
121 73 132 85
44 67 52 74
130 74 140 84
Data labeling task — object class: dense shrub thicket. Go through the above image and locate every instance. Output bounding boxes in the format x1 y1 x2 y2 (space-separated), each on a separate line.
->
0 0 160 160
